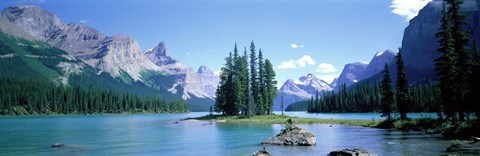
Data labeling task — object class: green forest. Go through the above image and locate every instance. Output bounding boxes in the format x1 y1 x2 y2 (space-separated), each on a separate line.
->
0 76 188 115
215 42 277 116
299 0 480 122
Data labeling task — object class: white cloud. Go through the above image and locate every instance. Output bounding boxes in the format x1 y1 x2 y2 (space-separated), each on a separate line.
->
276 60 297 69
297 55 316 67
79 19 91 24
290 43 305 49
316 63 337 73
391 0 432 21
276 55 316 69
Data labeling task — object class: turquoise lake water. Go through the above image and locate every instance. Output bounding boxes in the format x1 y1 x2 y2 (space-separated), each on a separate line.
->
0 112 457 156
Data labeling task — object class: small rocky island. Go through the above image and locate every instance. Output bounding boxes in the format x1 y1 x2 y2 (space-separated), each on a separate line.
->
262 119 316 146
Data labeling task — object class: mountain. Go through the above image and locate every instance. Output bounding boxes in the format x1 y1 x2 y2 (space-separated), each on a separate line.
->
197 66 220 98
0 5 219 111
334 49 396 90
274 74 332 110
334 62 368 90
144 41 177 66
361 50 396 79
0 30 178 99
1 5 161 81
143 42 219 100
330 78 338 88
401 0 480 82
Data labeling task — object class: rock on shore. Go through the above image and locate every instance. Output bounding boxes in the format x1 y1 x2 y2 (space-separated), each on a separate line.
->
447 140 480 154
328 148 378 156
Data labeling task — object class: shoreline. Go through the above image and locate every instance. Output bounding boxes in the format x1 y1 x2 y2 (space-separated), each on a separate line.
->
185 114 382 127
187 114 480 140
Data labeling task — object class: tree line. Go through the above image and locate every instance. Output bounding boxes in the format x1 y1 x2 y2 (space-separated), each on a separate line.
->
434 0 480 122
0 76 188 115
215 42 277 116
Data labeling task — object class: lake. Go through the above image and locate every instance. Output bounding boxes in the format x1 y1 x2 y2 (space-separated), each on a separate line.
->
0 112 455 156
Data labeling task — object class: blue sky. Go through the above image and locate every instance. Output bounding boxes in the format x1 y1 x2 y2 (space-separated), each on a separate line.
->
0 0 432 86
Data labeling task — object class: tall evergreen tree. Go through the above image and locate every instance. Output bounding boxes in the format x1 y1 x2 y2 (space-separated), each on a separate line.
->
447 0 470 121
264 59 277 114
434 1 459 121
381 63 394 121
469 42 480 117
233 43 244 115
242 47 252 116
249 41 259 115
396 48 409 120
258 49 266 115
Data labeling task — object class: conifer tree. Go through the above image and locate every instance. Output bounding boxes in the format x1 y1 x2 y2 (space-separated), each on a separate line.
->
264 59 277 114
242 47 252 115
434 1 458 121
233 44 244 115
381 63 394 121
469 42 480 117
447 0 470 121
258 49 266 115
249 41 259 115
396 49 409 120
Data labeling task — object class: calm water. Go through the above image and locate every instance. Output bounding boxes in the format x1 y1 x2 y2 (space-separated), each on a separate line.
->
0 112 457 156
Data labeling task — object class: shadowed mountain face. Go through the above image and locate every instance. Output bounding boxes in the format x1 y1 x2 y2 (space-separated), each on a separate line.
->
401 0 480 81
334 49 396 91
335 62 368 90
274 74 332 110
361 50 396 80
0 5 220 110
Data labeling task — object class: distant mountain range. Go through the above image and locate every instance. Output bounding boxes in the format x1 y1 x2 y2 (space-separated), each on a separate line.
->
280 0 480 112
0 5 219 111
273 74 332 110
274 50 396 111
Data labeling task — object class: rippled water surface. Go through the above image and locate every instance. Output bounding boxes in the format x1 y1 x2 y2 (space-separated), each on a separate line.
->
0 112 456 155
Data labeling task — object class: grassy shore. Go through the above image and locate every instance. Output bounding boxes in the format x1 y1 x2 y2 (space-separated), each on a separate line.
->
188 114 480 139
186 114 382 127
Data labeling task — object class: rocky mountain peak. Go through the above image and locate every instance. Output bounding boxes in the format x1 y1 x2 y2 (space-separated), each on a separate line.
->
362 49 396 79
275 74 333 110
334 62 368 90
144 41 177 66
197 65 213 74
375 49 395 57
1 5 64 40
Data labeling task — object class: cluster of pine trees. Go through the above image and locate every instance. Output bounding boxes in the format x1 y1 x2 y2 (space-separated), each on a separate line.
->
306 80 440 113
307 50 441 119
0 76 188 115
215 42 277 116
434 0 480 121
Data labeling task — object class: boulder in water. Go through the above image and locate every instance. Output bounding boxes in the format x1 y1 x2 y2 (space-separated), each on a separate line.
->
252 147 270 156
51 143 65 148
262 119 316 146
328 148 377 156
